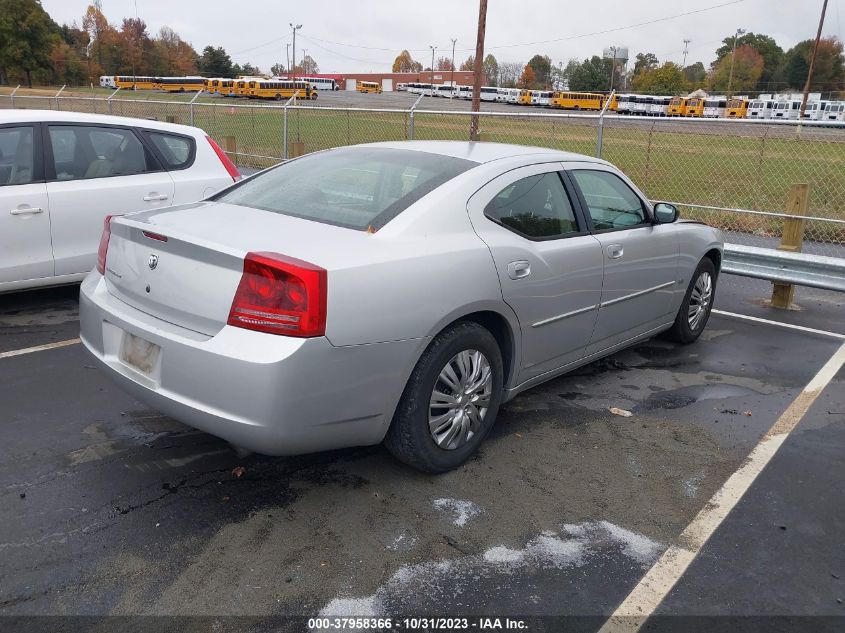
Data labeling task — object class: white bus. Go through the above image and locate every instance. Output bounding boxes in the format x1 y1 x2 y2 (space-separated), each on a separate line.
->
773 99 801 120
99 75 116 88
801 100 829 120
615 94 634 114
275 76 338 91
648 96 672 116
480 86 499 102
631 95 652 115
496 88 519 103
455 85 473 99
823 102 845 121
531 90 554 106
747 99 774 119
435 84 455 97
703 97 727 118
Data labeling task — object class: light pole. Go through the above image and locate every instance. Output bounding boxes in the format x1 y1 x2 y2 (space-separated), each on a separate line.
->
429 45 437 96
290 23 302 80
450 38 457 94
682 39 691 68
302 49 307 74
286 43 290 75
726 28 745 97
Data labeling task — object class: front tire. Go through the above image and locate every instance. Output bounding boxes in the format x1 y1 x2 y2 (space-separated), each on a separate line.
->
665 258 716 344
385 321 504 473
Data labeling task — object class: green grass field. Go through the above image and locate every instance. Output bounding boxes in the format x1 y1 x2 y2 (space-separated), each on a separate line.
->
2 86 844 243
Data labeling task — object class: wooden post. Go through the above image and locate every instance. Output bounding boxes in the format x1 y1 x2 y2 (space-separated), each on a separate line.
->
222 135 237 160
289 140 305 158
165 115 178 124
771 183 810 309
469 0 488 141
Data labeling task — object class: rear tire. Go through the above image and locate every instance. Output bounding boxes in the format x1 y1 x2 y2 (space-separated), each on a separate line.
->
665 258 717 344
385 321 504 473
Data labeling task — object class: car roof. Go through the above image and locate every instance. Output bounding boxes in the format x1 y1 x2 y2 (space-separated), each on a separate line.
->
361 140 606 165
0 109 202 135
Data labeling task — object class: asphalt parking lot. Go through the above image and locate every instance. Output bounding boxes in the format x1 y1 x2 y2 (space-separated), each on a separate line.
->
1 275 843 630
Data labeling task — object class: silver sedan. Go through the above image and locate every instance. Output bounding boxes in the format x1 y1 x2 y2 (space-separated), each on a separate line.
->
80 141 723 472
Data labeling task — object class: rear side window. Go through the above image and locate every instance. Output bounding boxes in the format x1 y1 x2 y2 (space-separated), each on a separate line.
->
214 147 476 231
484 172 579 239
147 132 195 169
0 126 36 186
47 125 157 181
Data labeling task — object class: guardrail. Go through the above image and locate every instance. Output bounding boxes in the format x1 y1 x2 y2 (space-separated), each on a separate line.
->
722 243 845 293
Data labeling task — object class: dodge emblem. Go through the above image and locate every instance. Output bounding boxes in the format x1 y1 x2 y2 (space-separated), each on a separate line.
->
148 254 159 270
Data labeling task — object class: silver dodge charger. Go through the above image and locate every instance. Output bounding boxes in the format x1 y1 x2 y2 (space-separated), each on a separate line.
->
80 141 723 472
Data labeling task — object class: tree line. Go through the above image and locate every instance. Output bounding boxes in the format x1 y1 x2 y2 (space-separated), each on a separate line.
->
0 0 310 87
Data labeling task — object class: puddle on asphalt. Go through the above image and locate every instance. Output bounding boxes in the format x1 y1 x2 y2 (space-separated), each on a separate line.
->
635 384 762 412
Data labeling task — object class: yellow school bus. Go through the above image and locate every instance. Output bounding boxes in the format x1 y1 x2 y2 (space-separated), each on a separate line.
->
549 92 608 111
156 77 206 92
517 89 533 105
684 97 705 117
114 76 159 90
249 80 317 100
667 96 688 116
726 97 749 118
357 81 382 94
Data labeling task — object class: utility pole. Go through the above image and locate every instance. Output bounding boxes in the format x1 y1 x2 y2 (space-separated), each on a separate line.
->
470 0 488 140
450 38 457 92
290 23 302 80
682 39 691 68
726 28 745 97
609 46 618 91
429 45 437 95
800 0 829 118
302 49 307 74
286 43 290 75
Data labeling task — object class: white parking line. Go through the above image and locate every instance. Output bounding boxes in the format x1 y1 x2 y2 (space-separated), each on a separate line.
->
598 340 845 633
0 338 81 360
713 309 845 340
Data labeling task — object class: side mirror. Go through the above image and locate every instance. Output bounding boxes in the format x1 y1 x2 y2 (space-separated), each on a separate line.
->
653 202 679 224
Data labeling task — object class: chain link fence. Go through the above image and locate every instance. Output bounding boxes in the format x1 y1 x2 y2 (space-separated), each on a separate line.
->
3 93 844 260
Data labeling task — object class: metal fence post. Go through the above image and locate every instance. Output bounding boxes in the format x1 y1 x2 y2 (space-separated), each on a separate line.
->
282 92 298 160
408 93 424 141
771 183 811 309
595 90 615 158
188 89 203 127
10 85 20 109
107 87 120 115
54 85 66 110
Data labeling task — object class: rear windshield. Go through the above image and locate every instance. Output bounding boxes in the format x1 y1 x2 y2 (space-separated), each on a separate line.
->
215 147 476 230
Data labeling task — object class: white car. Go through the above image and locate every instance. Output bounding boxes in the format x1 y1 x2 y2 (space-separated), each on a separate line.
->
0 110 240 293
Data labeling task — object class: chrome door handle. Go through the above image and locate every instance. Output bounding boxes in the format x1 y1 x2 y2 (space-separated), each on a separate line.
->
143 194 169 202
10 207 43 215
606 244 624 259
507 260 531 280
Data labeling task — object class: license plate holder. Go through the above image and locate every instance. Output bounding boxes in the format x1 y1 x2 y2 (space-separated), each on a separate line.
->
119 332 161 375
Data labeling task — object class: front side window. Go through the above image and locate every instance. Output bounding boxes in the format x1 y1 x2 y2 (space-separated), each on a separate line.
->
0 126 36 186
48 125 155 181
215 147 475 231
484 172 579 239
570 169 647 231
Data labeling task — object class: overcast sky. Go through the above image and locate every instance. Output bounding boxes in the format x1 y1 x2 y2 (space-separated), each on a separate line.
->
41 0 843 73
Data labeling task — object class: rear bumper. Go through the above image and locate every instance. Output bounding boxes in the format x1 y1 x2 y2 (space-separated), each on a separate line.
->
80 273 426 455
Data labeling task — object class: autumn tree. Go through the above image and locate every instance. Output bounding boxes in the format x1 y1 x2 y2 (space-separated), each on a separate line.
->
481 54 498 86
683 62 707 88
714 32 782 88
633 52 658 76
392 49 422 73
631 62 686 94
497 61 522 87
295 55 319 75
527 54 551 87
459 55 474 71
781 37 845 92
436 56 454 71
517 64 536 89
709 44 764 93
0 0 59 86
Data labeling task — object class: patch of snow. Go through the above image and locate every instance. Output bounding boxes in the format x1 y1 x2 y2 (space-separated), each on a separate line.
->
433 498 482 527
598 520 662 565
483 546 525 564
319 596 379 617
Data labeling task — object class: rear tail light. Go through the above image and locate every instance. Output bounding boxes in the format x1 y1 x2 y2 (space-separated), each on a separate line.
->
206 135 242 182
228 252 327 337
96 215 114 275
